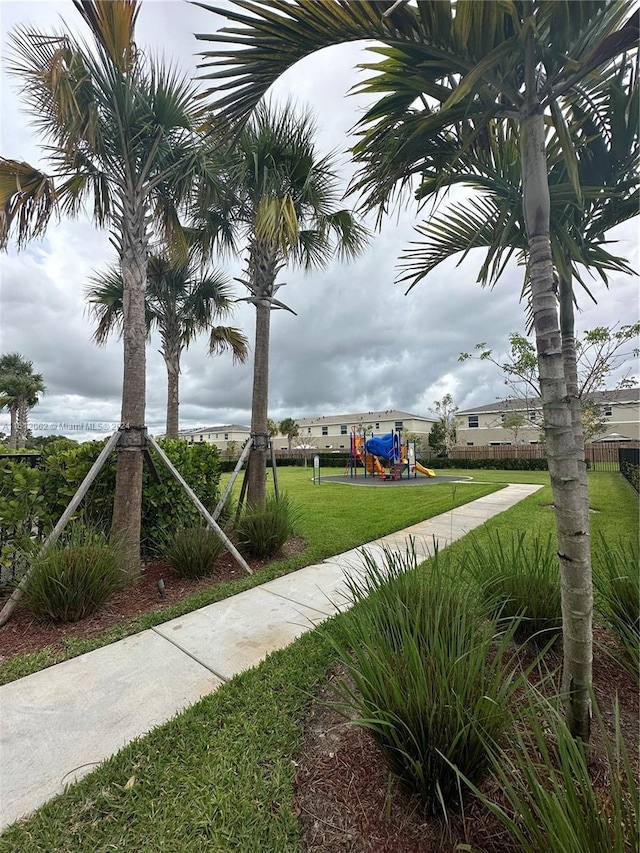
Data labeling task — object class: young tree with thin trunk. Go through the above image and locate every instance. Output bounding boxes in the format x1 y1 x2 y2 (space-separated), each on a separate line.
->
195 0 638 738
87 251 249 438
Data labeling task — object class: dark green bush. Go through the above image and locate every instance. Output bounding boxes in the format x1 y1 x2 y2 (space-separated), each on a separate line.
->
166 527 226 579
235 494 300 559
20 530 124 623
331 542 530 814
0 439 222 573
464 530 562 644
593 534 639 683
0 462 49 586
425 456 549 471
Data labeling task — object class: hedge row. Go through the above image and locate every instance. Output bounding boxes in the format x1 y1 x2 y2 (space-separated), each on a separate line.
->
218 452 549 473
0 439 221 582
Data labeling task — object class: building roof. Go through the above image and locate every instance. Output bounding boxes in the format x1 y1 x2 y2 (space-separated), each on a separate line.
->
178 424 250 436
294 409 436 427
458 388 640 416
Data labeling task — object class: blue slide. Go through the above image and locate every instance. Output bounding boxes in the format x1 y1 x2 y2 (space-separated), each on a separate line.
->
365 433 398 461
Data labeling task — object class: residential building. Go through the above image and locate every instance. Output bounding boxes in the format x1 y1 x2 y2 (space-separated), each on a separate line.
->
176 424 251 450
174 410 437 452
456 388 640 446
274 409 437 451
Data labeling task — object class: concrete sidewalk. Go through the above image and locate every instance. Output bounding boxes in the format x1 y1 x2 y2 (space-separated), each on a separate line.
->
0 483 542 830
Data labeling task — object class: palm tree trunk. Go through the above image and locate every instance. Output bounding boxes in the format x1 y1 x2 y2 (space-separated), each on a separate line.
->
163 347 181 439
8 405 18 450
111 195 148 581
559 272 589 524
246 299 271 506
521 101 592 740
16 400 27 449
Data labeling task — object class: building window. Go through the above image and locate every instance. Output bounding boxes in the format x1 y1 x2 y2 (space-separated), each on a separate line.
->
528 411 538 422
340 424 347 435
468 415 479 428
322 426 328 436
604 406 613 417
307 427 311 434
199 435 203 442
224 433 229 440
500 413 507 423
395 420 403 430
467 442 474 446
375 422 380 429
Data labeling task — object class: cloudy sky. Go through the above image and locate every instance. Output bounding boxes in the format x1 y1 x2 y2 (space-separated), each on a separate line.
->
1 1 638 441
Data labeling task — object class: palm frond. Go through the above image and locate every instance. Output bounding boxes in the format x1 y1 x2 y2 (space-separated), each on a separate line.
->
207 326 250 363
0 159 58 249
73 0 139 72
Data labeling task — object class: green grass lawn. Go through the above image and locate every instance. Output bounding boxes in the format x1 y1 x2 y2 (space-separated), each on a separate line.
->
0 468 500 685
1 471 636 851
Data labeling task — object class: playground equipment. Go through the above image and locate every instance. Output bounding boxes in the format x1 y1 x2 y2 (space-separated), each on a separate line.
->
348 427 435 481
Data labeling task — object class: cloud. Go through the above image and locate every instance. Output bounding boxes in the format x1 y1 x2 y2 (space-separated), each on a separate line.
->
1 1 637 440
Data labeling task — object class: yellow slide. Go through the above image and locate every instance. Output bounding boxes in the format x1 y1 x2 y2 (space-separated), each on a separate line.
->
354 437 385 476
415 461 436 477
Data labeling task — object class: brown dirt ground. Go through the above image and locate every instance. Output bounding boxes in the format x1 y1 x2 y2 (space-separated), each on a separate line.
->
294 630 639 853
0 537 306 662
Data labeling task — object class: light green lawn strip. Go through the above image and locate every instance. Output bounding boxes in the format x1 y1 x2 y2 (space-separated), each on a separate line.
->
0 472 635 851
0 469 500 685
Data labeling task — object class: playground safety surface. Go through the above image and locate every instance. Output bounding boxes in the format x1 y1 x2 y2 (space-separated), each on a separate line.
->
320 474 472 486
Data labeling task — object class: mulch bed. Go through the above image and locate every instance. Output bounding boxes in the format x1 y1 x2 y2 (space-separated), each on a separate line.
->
294 629 639 852
0 537 306 663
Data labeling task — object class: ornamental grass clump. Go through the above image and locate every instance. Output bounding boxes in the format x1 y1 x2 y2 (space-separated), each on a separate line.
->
166 527 225 579
20 529 124 623
593 534 639 684
331 541 530 814
236 493 300 559
460 694 639 853
464 530 562 645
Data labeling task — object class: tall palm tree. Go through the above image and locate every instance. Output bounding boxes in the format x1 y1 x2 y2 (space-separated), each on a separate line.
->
0 1 205 577
399 63 638 483
194 0 638 737
195 102 368 507
0 353 46 450
86 251 249 438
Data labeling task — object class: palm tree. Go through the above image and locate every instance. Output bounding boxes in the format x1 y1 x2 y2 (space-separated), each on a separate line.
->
194 0 638 738
195 102 367 507
0 1 205 577
86 251 250 438
0 353 46 449
400 64 637 497
279 417 299 453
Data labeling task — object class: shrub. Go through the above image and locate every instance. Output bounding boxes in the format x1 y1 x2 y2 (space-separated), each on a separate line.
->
460 695 639 853
593 534 639 683
20 529 124 623
166 527 226 579
235 494 300 559
464 530 562 645
330 542 531 814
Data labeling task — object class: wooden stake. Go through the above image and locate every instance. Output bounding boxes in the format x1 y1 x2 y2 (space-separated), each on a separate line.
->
212 436 253 521
147 435 252 576
0 431 121 628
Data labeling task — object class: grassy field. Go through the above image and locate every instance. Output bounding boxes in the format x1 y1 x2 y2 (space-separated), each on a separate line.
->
0 471 636 851
0 469 499 685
